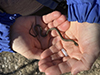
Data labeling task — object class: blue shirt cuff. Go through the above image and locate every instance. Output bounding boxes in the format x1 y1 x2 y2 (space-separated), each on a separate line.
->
67 0 100 23
0 12 21 53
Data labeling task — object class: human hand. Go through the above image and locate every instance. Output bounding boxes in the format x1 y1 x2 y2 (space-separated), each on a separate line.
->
10 11 70 60
10 16 48 59
39 21 100 75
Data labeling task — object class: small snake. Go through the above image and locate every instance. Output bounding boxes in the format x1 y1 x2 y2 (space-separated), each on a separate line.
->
29 24 78 46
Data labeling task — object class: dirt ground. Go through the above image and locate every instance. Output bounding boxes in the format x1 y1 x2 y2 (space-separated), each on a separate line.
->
0 52 100 75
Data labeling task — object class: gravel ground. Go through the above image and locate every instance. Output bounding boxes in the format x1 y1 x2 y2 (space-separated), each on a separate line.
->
0 52 100 75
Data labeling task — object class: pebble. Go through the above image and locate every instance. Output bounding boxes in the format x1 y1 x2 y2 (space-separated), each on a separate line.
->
95 63 99 68
2 65 5 68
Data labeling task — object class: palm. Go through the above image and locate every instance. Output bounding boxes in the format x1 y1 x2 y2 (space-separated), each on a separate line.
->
61 22 100 73
10 16 51 59
39 22 100 75
62 22 99 60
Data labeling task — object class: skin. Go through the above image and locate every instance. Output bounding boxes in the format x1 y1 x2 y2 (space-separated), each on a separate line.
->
38 11 100 75
10 11 70 59
30 24 78 46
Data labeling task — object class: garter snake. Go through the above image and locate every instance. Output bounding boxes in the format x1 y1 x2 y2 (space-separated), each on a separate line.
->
29 24 78 46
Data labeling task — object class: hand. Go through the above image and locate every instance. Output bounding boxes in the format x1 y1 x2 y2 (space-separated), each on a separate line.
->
39 21 100 75
10 11 70 59
10 16 49 59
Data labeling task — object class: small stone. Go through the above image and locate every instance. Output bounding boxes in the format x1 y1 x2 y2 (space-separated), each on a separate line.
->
95 63 99 68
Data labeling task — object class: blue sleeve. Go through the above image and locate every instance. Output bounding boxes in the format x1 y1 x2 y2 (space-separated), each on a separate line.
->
0 12 21 53
66 0 100 23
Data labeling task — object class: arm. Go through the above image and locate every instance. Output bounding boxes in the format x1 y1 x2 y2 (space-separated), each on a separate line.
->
66 0 100 23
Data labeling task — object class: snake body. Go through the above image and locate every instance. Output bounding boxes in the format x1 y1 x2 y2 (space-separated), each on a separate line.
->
29 24 78 46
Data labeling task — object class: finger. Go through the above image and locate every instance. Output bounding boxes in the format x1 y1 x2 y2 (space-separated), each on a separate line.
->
48 18 70 32
39 55 78 75
63 56 70 62
48 21 70 38
48 36 61 47
45 65 62 75
51 29 59 37
58 58 78 74
39 51 66 65
39 62 53 72
38 57 52 66
48 22 54 28
48 22 58 37
45 58 78 75
39 59 63 72
39 62 54 72
51 51 64 60
41 41 63 59
45 61 71 75
57 20 70 32
58 62 71 74
39 56 63 66
53 15 66 27
49 28 65 39
42 11 61 23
